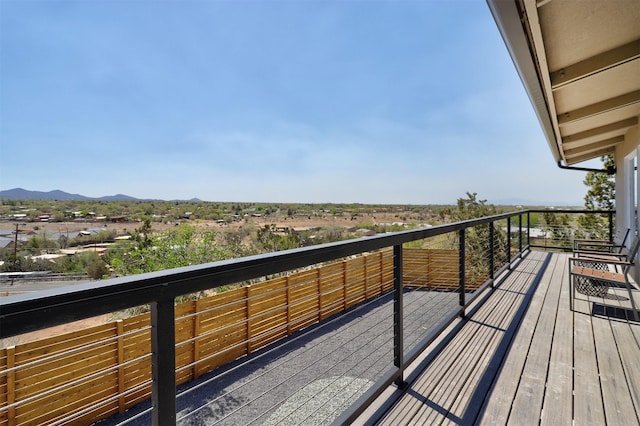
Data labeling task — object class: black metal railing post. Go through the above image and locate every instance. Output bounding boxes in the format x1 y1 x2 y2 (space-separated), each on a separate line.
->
489 222 495 288
393 244 405 388
608 210 614 242
518 214 523 257
459 229 466 317
151 298 177 425
507 217 511 269
527 211 531 248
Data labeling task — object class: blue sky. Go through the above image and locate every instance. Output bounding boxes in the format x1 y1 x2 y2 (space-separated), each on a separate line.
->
0 0 596 205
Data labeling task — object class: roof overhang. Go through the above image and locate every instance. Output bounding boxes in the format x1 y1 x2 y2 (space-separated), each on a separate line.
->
487 0 640 166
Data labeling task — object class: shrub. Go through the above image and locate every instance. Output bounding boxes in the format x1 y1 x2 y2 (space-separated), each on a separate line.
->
87 259 110 279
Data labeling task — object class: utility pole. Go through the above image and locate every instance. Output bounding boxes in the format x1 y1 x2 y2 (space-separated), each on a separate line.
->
12 223 24 271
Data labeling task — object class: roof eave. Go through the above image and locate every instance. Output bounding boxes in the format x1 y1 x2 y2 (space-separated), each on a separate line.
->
486 0 563 164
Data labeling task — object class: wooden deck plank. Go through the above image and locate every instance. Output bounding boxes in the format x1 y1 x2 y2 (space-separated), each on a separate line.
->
419 278 522 425
414 320 495 425
540 255 573 425
364 252 640 426
418 258 539 425
442 259 545 425
506 252 563 425
377 252 546 425
376 316 474 425
377 301 487 425
605 282 640 421
475 253 556 424
572 287 606 425
591 310 637 425
609 318 640 422
376 267 533 425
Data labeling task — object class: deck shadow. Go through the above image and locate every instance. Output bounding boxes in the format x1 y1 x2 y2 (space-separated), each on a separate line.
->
592 303 640 323
456 252 552 424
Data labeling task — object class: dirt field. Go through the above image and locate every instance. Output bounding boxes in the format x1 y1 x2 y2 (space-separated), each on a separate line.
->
9 209 435 235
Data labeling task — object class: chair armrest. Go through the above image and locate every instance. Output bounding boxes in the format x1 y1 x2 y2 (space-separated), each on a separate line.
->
574 250 626 258
575 241 623 247
574 239 612 244
574 243 622 252
569 257 632 266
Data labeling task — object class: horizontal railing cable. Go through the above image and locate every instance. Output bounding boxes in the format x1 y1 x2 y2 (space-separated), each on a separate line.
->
312 356 396 425
181 232 498 423
175 288 395 403
0 324 150 376
176 290 400 423
246 326 394 426
48 381 152 426
402 292 458 351
116 404 155 425
173 286 370 376
183 270 464 418
174 274 394 375
0 351 151 412
200 297 397 425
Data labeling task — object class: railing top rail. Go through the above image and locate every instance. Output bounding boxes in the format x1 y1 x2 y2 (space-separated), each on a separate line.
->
527 209 611 214
0 209 608 338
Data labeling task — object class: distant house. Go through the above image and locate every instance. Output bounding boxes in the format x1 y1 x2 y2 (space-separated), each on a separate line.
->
0 234 29 249
0 237 14 249
31 253 66 262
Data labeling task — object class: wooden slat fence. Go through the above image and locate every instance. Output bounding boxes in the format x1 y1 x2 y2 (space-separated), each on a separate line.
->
0 248 460 425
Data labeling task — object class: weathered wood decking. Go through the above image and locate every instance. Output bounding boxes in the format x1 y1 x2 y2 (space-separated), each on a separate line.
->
359 251 640 425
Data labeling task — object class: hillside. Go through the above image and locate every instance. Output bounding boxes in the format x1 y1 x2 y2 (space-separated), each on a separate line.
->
0 188 205 202
0 188 140 201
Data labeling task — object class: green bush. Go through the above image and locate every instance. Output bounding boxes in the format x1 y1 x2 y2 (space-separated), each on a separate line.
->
87 260 110 279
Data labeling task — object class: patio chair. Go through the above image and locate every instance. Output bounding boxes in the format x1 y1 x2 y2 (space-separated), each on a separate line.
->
573 227 629 253
569 236 640 321
573 228 631 272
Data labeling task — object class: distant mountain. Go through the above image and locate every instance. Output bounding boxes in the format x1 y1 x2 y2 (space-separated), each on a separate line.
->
97 194 139 201
0 188 139 201
0 188 204 202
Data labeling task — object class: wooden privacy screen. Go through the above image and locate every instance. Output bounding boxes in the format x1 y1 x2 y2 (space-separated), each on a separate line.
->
0 248 465 425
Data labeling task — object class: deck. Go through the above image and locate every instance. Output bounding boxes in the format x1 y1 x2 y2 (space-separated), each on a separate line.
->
358 251 640 425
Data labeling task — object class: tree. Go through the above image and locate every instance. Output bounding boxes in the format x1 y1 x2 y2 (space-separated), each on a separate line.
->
106 224 233 277
24 234 59 255
446 193 508 284
583 154 615 210
255 224 301 252
133 217 154 249
542 210 572 247
578 154 615 240
87 259 110 279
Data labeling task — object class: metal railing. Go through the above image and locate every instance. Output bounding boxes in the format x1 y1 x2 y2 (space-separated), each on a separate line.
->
526 209 613 252
0 209 612 425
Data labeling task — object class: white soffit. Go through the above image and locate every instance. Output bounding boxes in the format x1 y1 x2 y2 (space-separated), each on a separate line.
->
519 0 640 166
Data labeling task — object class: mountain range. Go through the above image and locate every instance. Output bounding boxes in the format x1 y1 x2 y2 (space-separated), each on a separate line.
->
0 188 577 207
0 188 201 202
